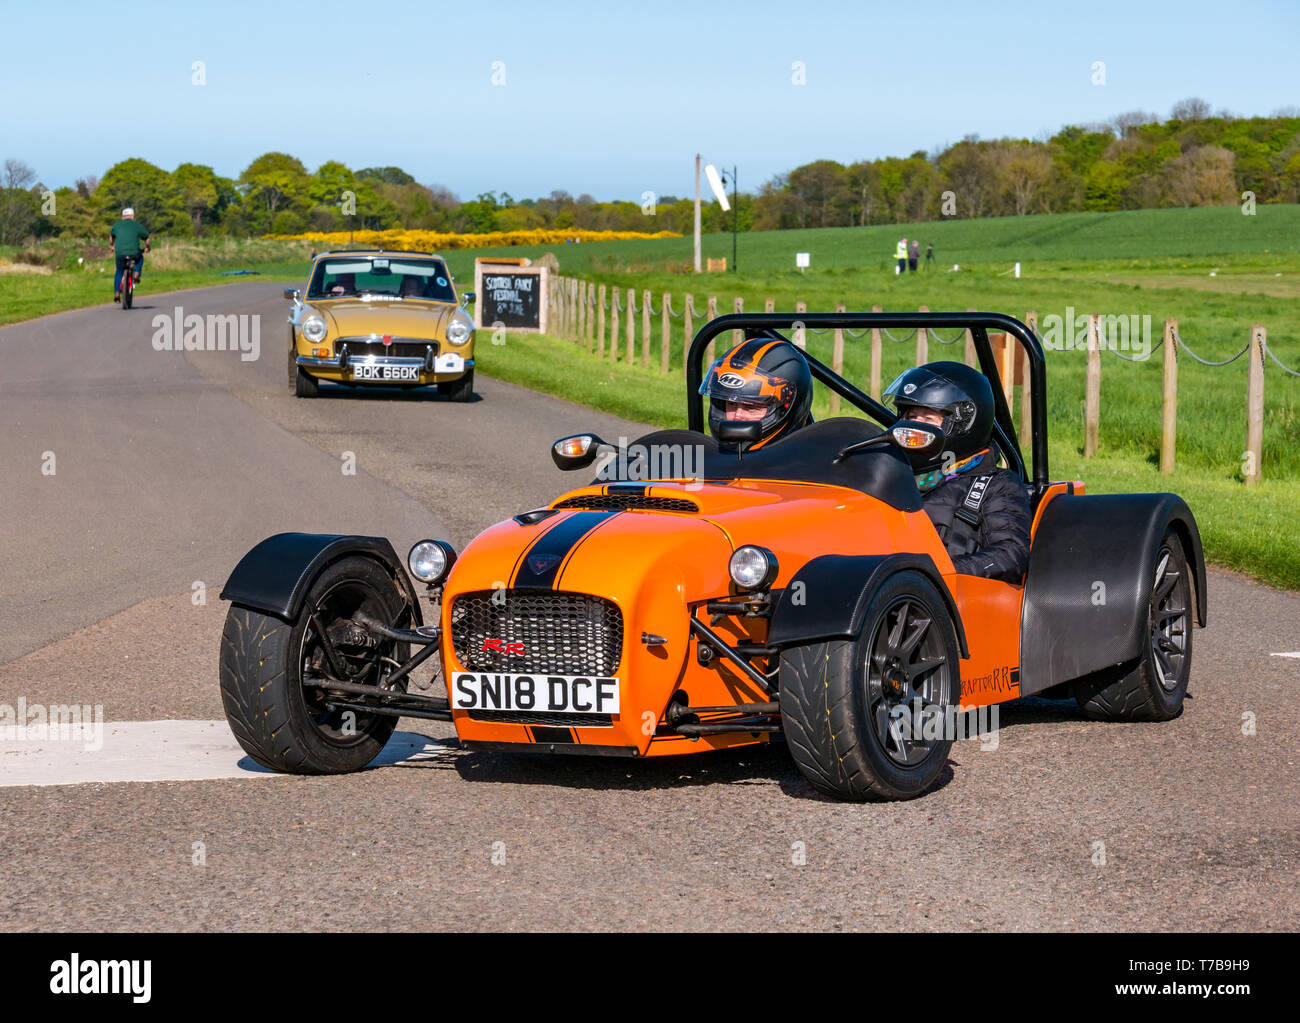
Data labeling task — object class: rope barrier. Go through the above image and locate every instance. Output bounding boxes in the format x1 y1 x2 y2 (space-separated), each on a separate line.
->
881 327 917 344
1264 341 1300 377
687 295 704 319
1096 322 1160 361
929 327 966 345
665 297 681 318
1172 329 1249 366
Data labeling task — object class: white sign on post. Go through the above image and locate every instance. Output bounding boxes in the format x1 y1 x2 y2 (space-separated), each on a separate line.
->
795 252 810 270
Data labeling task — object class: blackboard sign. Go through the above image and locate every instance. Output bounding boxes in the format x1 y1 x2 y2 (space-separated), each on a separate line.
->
473 262 549 333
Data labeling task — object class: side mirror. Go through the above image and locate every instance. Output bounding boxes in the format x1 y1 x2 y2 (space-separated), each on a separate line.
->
460 291 476 307
715 421 763 449
283 288 301 302
888 419 947 469
552 433 608 471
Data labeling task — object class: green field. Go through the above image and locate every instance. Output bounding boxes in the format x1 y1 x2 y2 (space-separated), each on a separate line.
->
3 209 1297 588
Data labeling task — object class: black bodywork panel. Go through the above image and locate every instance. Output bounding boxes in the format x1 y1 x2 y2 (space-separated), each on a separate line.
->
220 532 423 625
609 420 924 512
767 552 968 657
1018 493 1206 695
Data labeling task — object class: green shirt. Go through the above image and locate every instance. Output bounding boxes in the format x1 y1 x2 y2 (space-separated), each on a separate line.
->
111 219 149 256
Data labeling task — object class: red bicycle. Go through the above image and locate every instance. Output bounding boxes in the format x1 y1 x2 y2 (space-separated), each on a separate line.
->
119 244 148 310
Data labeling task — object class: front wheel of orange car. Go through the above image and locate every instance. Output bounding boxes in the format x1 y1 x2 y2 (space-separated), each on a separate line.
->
219 556 411 774
779 570 961 801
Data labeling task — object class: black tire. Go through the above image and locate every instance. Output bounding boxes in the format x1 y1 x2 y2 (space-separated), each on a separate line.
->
295 364 320 398
122 278 132 310
1072 530 1193 721
219 555 411 774
287 330 298 392
779 570 961 801
437 368 473 402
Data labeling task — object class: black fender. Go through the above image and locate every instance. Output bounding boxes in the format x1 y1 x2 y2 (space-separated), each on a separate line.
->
219 532 423 625
768 553 968 657
1019 493 1206 695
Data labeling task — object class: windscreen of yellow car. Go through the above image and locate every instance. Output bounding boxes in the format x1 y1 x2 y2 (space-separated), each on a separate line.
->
307 257 456 302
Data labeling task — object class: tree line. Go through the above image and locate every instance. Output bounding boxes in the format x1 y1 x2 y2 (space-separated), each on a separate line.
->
3 99 1297 247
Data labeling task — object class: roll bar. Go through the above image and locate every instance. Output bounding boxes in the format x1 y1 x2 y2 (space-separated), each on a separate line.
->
686 312 1048 495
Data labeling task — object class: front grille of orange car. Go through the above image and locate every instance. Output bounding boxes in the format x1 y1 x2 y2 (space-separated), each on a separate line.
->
553 495 699 512
467 710 613 728
450 590 622 677
344 341 437 360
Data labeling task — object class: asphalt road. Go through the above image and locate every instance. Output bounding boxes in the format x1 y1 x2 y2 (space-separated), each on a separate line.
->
1 282 1296 932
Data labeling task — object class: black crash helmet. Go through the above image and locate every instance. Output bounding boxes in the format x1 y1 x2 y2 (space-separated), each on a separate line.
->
699 332 813 450
883 360 995 467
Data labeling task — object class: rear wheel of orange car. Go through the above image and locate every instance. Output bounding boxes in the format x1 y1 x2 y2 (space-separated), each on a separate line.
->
779 570 960 801
1072 529 1193 721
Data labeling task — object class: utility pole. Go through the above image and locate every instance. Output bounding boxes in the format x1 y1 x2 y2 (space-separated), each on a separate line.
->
731 164 737 273
693 154 702 274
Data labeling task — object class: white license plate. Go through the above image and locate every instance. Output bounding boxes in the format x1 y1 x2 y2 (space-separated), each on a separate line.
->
452 673 619 715
354 363 419 381
434 353 464 373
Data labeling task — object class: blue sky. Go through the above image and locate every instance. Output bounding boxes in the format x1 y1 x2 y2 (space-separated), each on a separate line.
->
3 0 1297 199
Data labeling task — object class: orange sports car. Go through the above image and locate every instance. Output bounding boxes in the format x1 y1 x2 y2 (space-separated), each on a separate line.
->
218 311 1205 801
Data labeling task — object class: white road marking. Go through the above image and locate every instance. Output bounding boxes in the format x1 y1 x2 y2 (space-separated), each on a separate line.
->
0 721 456 788
1270 652 1300 659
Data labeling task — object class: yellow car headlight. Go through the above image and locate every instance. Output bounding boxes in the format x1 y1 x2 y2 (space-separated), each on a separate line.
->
302 316 328 343
445 316 472 346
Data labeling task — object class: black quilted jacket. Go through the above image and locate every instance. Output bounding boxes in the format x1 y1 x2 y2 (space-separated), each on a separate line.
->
921 454 1031 583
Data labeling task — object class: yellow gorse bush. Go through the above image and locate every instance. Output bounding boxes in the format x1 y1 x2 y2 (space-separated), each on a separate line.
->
269 228 681 250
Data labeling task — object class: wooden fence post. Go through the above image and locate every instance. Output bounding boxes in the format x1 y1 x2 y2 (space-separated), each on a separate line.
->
965 307 977 368
596 284 607 359
626 288 635 363
577 281 586 346
683 293 694 375
553 277 563 338
706 295 718 366
999 325 1016 407
1246 324 1265 485
609 288 619 363
642 289 652 368
870 304 883 400
1022 310 1037 436
794 300 807 349
1160 318 1177 473
588 285 596 354
661 293 671 375
916 305 929 366
566 278 577 343
764 298 775 313
830 303 846 415
733 296 744 347
1084 313 1100 457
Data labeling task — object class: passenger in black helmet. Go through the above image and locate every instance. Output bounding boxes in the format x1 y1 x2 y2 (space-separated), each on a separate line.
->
884 361 1031 583
699 332 813 451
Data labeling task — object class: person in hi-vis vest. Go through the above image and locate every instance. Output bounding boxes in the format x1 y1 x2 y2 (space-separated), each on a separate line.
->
895 238 907 275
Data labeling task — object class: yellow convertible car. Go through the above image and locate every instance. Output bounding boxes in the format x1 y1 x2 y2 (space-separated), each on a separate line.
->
285 250 477 401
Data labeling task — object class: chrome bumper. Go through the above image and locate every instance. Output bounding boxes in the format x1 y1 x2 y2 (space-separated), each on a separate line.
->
296 342 472 376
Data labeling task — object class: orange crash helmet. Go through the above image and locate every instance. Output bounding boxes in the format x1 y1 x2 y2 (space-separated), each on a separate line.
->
699 332 813 450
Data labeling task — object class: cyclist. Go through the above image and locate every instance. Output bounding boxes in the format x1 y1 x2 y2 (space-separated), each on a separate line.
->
885 361 1031 582
699 332 813 451
111 207 150 303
